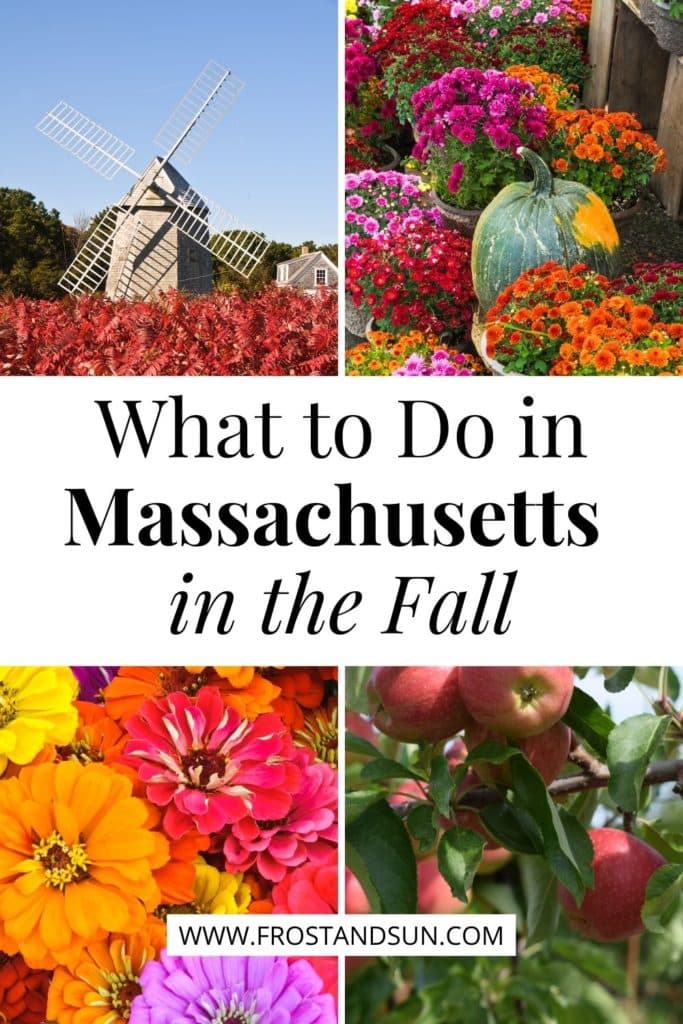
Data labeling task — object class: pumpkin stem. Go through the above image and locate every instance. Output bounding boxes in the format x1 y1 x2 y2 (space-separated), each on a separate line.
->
517 146 554 198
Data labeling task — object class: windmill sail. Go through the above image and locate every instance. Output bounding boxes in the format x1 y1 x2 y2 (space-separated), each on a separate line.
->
155 60 245 166
167 185 269 278
36 103 138 181
59 205 129 295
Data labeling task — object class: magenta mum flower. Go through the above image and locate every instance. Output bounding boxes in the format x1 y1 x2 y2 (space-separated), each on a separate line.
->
130 954 336 1024
124 686 301 838
222 745 337 882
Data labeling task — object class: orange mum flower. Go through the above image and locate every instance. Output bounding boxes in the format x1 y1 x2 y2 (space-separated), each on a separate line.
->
593 348 617 372
46 927 163 1024
0 762 168 969
104 666 280 723
0 953 49 1023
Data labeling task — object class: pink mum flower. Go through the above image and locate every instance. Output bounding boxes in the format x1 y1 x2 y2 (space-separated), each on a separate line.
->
222 746 337 882
124 686 300 838
272 849 338 914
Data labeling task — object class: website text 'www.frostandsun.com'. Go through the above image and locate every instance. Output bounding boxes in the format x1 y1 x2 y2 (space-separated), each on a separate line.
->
166 914 517 957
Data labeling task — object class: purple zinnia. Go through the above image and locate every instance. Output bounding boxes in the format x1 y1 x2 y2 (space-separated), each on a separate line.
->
70 665 118 702
130 954 336 1024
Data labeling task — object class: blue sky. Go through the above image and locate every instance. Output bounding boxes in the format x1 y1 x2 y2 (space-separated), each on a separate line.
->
1 0 337 245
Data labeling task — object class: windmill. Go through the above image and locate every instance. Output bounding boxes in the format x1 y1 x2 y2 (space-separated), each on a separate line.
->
36 60 269 300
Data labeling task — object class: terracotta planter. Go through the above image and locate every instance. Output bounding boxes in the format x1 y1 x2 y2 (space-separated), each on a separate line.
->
639 0 683 54
430 191 482 236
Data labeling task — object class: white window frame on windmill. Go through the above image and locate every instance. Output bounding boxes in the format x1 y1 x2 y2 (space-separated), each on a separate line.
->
36 60 270 299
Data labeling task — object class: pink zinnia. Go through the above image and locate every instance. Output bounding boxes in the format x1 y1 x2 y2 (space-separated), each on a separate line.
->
272 849 338 914
223 746 337 882
124 686 300 838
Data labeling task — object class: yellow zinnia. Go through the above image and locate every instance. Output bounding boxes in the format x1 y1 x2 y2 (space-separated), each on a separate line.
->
0 666 78 773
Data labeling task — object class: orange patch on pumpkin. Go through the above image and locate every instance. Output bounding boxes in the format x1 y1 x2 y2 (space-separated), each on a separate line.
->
571 192 620 252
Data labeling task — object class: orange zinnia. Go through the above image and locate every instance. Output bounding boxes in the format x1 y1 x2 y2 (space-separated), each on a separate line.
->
270 668 327 729
0 761 168 970
46 927 163 1024
103 666 280 722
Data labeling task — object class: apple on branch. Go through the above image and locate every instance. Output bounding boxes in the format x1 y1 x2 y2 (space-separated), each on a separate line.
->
458 666 574 738
367 665 472 742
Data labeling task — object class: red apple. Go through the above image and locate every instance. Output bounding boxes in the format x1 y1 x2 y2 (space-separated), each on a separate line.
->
465 719 571 786
417 854 468 914
368 666 472 742
458 667 573 738
558 828 665 942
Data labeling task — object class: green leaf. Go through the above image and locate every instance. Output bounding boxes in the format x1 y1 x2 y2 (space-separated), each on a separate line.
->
519 854 560 944
437 825 485 902
361 758 426 783
563 686 615 757
606 713 670 812
345 729 381 758
551 938 626 993
642 863 683 933
466 740 519 765
510 757 592 903
407 804 439 853
639 820 683 864
428 754 453 817
603 666 635 693
346 798 417 913
346 790 383 825
480 801 543 855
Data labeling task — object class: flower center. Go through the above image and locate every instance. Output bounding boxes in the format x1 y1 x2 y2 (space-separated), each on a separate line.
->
254 817 289 830
33 830 90 889
56 738 104 764
107 973 143 1018
296 708 338 765
212 994 261 1024
0 680 18 728
160 668 205 697
181 749 228 788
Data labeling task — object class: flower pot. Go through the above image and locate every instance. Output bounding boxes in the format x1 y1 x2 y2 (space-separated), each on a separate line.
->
345 293 371 343
639 0 683 54
610 197 644 227
379 145 400 171
430 191 482 236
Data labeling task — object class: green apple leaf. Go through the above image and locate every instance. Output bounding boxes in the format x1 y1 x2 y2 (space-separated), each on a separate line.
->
346 790 383 825
465 740 518 765
562 686 615 757
429 754 454 817
642 863 683 934
361 758 427 783
603 666 635 693
510 756 592 903
551 938 626 993
407 804 439 853
345 729 381 758
606 713 670 812
519 854 560 944
437 825 485 902
346 798 417 913
480 801 543 855
638 820 683 864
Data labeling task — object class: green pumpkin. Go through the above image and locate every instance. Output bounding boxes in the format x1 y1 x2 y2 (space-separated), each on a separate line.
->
471 147 621 313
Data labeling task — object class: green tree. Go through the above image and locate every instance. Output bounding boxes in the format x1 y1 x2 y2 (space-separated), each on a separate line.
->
0 188 73 298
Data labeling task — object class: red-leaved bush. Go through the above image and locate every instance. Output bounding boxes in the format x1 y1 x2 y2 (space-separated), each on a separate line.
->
0 286 337 376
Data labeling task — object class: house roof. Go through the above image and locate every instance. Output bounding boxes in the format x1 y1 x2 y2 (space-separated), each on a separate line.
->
277 250 337 287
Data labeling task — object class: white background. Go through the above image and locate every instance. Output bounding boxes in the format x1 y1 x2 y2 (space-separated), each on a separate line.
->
0 375 680 665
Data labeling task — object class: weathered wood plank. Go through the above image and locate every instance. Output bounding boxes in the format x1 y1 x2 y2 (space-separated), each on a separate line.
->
653 54 683 218
584 0 618 107
607 4 668 130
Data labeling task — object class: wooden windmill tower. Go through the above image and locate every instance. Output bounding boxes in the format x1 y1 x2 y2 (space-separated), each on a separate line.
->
37 61 269 299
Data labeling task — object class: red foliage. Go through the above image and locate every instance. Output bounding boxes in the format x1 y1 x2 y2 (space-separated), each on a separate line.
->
0 286 338 376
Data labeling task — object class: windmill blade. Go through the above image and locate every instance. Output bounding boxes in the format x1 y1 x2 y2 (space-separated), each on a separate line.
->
166 185 269 278
59 205 128 295
36 102 138 180
154 60 245 166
